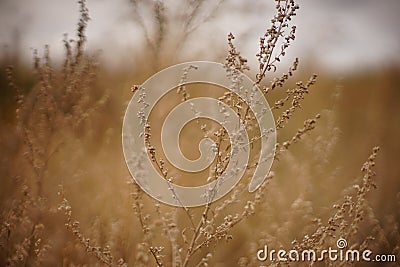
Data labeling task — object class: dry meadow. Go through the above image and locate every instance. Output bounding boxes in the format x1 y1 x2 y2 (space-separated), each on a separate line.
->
0 1 399 266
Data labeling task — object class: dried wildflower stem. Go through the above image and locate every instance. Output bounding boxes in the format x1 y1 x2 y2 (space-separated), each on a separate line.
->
183 128 269 266
153 0 166 56
7 224 43 266
192 174 273 254
181 129 230 266
154 205 181 266
345 146 380 238
292 147 381 252
130 0 154 53
182 202 212 267
144 122 196 229
143 116 229 266
265 57 299 95
212 184 243 220
58 190 114 266
149 247 164 267
5 66 24 115
256 0 299 83
171 0 227 60
1 185 36 265
76 0 90 60
183 0 225 37
275 74 318 129
226 33 249 71
129 0 166 67
182 144 223 266
274 113 321 160
131 183 164 266
177 65 198 101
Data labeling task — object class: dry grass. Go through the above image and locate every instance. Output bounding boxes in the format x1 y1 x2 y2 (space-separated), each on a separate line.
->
0 0 399 266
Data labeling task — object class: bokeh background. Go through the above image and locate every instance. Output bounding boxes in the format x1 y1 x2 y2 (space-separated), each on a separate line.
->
1 0 400 71
0 0 399 266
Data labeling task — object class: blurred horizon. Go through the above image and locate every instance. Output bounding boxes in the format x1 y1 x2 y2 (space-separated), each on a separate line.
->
1 0 400 74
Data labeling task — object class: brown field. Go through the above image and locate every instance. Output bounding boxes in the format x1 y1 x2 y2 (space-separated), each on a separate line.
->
0 1 399 266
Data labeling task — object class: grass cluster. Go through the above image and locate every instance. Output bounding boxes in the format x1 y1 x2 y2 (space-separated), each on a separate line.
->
0 0 399 266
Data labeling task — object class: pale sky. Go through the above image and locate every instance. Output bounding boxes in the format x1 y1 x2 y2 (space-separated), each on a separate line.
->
0 0 399 73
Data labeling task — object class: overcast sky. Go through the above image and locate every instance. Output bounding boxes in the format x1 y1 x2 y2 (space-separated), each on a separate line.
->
1 0 399 73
